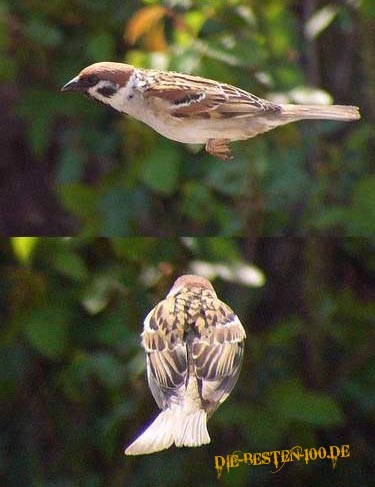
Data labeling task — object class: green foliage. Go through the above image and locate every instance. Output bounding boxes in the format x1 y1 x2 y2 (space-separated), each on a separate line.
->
269 378 344 427
23 305 69 358
10 237 39 265
0 237 373 486
139 140 182 195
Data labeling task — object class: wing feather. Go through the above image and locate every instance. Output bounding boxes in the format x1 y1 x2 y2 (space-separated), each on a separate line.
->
142 299 187 408
140 69 280 120
192 300 246 413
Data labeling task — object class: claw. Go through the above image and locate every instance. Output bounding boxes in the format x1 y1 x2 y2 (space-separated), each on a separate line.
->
205 139 233 160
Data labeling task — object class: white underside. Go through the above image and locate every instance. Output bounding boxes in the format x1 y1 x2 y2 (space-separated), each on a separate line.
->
122 102 282 144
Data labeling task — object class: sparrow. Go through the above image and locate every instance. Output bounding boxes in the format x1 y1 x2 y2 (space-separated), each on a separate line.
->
124 274 246 455
61 62 360 160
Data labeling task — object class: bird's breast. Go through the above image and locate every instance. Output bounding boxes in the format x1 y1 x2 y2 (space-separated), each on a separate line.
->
119 94 216 144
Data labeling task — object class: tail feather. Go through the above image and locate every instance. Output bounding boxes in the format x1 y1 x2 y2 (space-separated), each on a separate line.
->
124 408 210 455
280 104 360 122
175 410 210 447
125 409 175 455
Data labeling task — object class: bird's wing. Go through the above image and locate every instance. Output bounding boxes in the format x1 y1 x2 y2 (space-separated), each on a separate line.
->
141 70 280 120
142 298 187 409
192 298 246 414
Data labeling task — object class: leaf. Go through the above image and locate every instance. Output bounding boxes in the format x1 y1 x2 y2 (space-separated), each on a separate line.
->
87 32 115 61
266 318 303 347
111 238 157 261
313 207 347 231
236 5 257 27
305 6 339 39
58 183 97 219
89 352 124 388
56 147 85 184
139 140 181 195
146 22 168 52
314 178 375 235
270 379 344 427
184 10 207 35
25 19 63 47
16 89 67 156
346 177 375 236
181 183 213 223
206 159 249 197
24 306 68 359
242 406 285 449
95 306 137 350
125 5 168 48
288 86 333 105
190 260 266 287
0 346 29 397
54 251 88 281
11 238 39 265
361 0 375 19
98 187 144 236
81 274 118 315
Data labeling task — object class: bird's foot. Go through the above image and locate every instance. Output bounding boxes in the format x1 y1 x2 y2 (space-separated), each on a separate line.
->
205 139 233 160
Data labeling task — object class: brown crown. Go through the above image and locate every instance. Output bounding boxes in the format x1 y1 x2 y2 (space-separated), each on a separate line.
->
79 62 134 86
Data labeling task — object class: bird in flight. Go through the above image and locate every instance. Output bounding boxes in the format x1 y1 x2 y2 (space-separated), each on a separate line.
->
62 62 360 159
124 274 246 455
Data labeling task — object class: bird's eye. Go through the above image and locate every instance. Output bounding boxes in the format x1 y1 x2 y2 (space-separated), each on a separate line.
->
86 74 99 86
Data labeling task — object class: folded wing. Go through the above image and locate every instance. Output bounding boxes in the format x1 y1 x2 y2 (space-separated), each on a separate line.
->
142 299 187 409
192 301 246 415
142 70 280 120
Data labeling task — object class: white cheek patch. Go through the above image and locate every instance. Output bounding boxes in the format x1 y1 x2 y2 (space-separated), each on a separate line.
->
88 73 140 114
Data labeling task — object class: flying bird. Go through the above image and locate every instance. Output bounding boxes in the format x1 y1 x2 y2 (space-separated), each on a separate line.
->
124 274 246 455
62 62 360 160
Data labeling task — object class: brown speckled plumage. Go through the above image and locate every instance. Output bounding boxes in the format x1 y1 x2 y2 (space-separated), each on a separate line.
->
62 62 360 160
125 274 246 455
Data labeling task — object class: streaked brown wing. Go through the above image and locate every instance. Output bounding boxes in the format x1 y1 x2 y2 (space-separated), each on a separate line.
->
216 84 281 118
142 70 279 119
142 297 187 409
192 301 246 413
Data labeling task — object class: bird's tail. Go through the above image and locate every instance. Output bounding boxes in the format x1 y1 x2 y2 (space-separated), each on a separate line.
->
124 408 210 456
175 409 210 447
280 104 360 122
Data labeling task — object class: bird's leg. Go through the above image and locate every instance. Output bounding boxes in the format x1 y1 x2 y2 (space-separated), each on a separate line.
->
205 139 233 160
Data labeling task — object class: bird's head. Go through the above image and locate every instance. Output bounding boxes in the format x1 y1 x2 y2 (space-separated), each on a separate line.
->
168 275 216 298
61 62 135 110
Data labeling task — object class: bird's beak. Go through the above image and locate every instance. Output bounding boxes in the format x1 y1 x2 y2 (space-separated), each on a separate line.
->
61 76 85 93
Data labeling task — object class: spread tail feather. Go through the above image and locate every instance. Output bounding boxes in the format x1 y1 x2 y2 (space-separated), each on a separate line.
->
124 409 210 455
280 104 360 122
175 409 210 447
125 409 175 455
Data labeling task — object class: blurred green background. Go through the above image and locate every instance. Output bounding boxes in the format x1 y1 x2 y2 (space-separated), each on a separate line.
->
0 0 374 236
0 236 373 486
